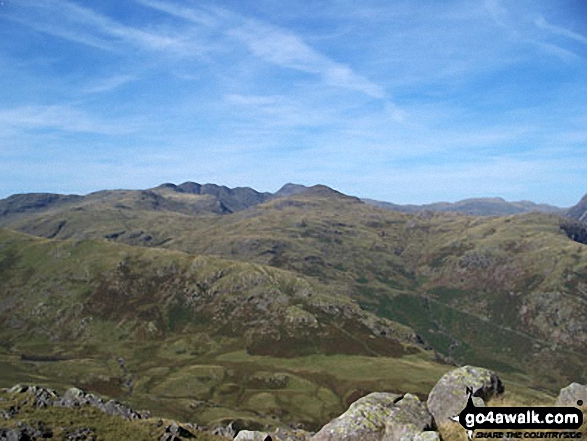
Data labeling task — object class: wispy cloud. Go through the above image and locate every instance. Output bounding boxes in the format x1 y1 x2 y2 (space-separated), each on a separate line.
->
4 0 195 55
533 41 580 62
135 0 219 28
535 16 587 45
227 20 386 98
481 1 584 62
0 105 135 135
137 0 386 99
82 74 137 94
1 0 585 205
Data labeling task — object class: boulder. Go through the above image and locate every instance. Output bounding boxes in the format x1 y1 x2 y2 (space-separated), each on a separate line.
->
234 430 272 440
102 399 142 419
311 392 401 441
426 366 503 426
0 421 53 440
382 394 432 441
556 383 587 406
414 432 441 441
62 387 86 401
270 427 312 440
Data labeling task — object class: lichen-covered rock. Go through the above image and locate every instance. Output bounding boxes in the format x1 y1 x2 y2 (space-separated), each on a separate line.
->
8 384 58 408
270 427 311 440
102 399 141 419
62 387 86 402
382 394 432 441
311 392 401 441
54 387 144 420
0 421 53 439
556 383 587 406
234 430 272 440
426 366 503 426
414 431 440 441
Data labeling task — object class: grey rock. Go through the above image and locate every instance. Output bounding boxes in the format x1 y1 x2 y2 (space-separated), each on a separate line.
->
556 383 587 406
270 427 311 441
161 422 195 439
311 392 402 441
8 384 58 408
1 405 19 420
414 432 441 441
64 426 96 440
55 387 143 420
234 430 272 440
211 422 236 438
63 387 86 401
0 427 22 441
0 421 53 440
102 399 142 420
426 366 503 426
382 394 432 441
55 388 103 410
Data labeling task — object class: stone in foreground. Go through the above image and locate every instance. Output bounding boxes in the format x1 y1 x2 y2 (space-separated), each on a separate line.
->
556 383 587 406
235 430 272 440
426 365 504 426
311 392 401 441
382 393 432 441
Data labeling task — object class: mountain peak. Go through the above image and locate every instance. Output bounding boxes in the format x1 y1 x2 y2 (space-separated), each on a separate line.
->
567 193 587 223
275 183 359 202
274 183 309 197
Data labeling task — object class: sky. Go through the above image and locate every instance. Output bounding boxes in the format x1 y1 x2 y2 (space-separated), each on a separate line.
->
0 0 586 206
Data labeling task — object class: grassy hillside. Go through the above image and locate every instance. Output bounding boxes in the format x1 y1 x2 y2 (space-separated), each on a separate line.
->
0 228 434 428
1 186 586 428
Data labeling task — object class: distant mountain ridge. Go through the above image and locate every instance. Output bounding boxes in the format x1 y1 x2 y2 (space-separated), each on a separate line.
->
154 182 273 213
0 182 358 220
2 183 577 220
363 196 564 217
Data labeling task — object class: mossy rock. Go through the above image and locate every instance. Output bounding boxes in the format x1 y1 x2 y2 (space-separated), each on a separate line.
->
426 365 504 426
311 392 401 441
382 393 432 441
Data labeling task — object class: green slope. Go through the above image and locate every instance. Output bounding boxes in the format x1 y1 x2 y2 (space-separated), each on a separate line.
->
1 186 586 424
0 227 433 428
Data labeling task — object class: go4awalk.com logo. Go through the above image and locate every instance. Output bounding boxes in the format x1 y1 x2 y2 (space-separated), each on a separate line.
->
453 388 584 439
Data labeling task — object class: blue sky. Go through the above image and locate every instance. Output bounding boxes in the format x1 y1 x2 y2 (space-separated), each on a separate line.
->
0 0 586 205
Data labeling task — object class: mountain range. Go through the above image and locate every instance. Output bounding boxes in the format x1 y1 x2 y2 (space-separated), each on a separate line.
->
0 182 586 430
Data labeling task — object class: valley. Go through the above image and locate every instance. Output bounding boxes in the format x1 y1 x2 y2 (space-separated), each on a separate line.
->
1 183 586 430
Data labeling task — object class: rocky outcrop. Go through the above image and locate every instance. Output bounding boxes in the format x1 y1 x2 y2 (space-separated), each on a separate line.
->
556 383 587 406
426 366 503 426
382 394 432 441
311 392 401 441
1 366 510 441
0 421 53 440
567 194 587 223
309 390 439 441
304 366 505 441
7 384 148 420
7 384 59 408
